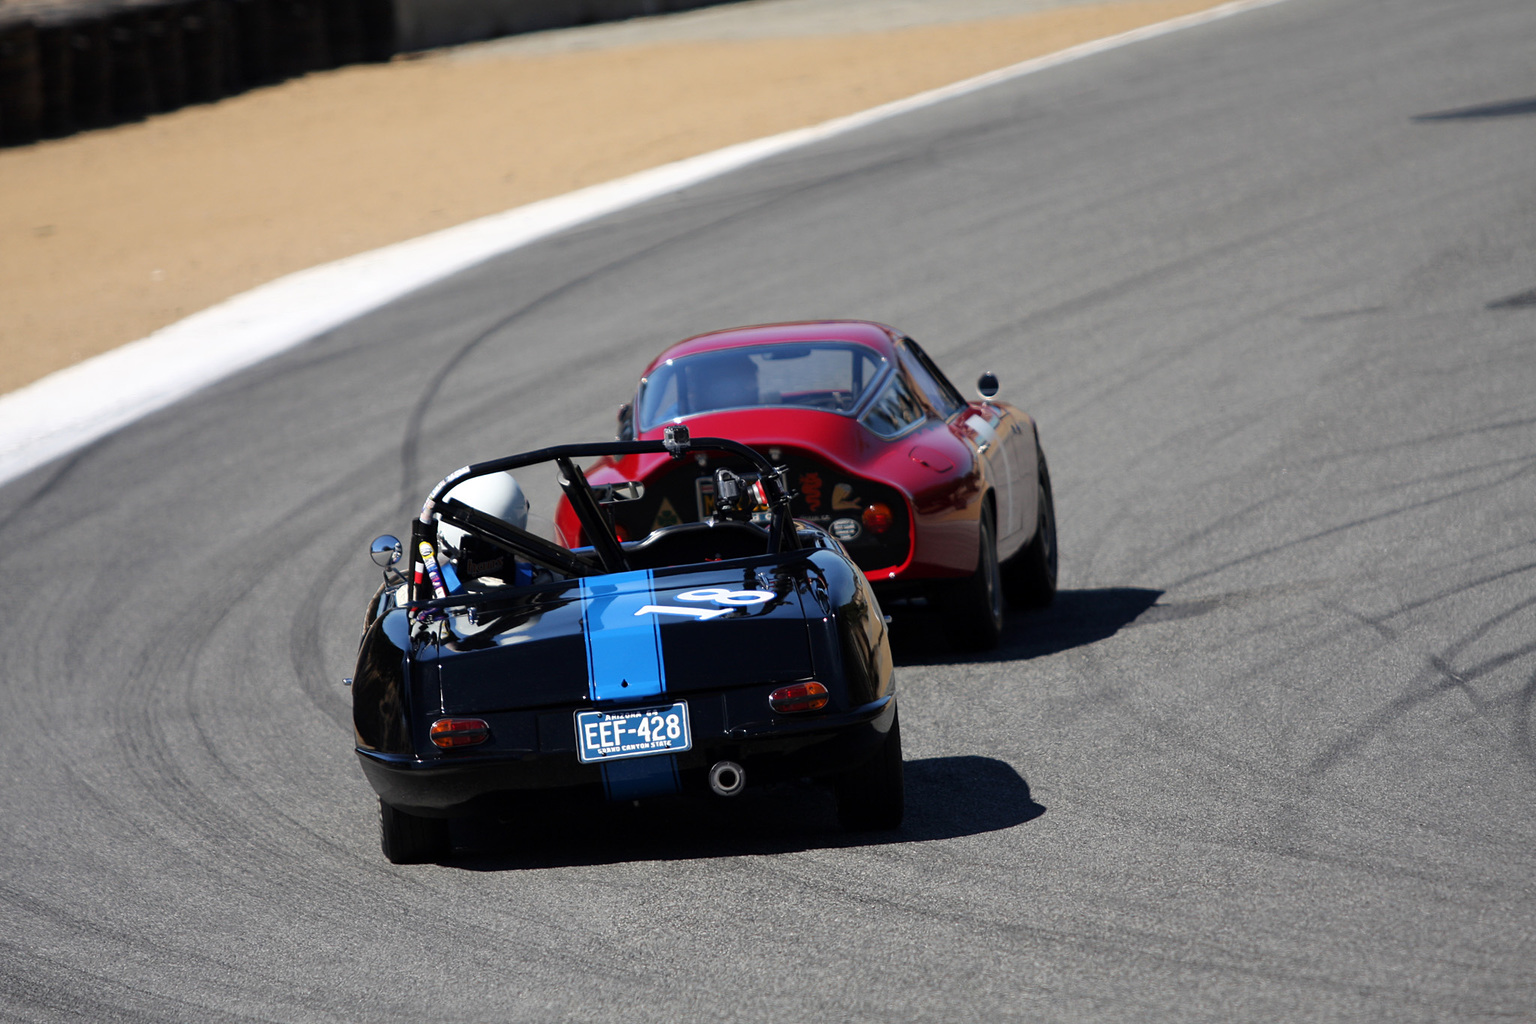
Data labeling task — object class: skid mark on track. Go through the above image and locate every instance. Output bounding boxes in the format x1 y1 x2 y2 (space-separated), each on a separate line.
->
1166 458 1536 590
0 881 294 1024
1309 593 1536 776
71 457 420 879
0 448 92 545
1516 672 1536 767
1301 413 1536 464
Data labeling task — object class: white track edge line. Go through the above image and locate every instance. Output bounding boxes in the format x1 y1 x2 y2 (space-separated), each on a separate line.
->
0 0 1291 487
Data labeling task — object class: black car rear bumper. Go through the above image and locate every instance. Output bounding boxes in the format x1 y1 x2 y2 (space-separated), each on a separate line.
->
357 695 896 817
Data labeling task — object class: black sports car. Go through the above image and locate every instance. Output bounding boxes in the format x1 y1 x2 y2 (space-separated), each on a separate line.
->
351 428 902 863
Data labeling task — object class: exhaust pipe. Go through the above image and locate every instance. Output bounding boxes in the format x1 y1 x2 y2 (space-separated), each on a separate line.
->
708 761 745 797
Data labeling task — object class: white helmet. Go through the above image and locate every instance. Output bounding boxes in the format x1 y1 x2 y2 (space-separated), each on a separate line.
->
437 472 529 554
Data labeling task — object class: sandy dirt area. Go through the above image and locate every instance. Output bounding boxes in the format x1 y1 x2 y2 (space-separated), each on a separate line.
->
0 0 1229 395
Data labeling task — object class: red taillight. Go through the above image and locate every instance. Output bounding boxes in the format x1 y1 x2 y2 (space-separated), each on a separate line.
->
862 503 894 534
769 681 830 714
430 718 490 748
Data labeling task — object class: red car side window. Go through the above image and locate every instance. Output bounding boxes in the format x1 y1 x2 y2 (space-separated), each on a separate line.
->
860 373 926 439
899 339 966 419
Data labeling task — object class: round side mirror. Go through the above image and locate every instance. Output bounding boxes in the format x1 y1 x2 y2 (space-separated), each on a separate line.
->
370 535 403 568
977 372 1000 398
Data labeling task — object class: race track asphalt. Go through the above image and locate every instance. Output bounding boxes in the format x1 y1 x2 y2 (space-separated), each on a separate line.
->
2 0 1533 1019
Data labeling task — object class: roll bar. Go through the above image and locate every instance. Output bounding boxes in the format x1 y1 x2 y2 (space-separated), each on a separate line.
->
410 426 797 600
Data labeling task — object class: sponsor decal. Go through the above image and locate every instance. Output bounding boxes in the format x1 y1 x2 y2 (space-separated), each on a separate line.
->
964 412 999 451
695 476 717 519
633 587 776 621
651 497 681 530
417 541 448 599
800 470 823 512
832 482 862 511
466 555 505 578
830 517 861 542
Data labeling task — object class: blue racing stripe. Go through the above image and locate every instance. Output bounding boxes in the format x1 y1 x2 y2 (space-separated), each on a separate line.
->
580 569 666 703
602 754 680 801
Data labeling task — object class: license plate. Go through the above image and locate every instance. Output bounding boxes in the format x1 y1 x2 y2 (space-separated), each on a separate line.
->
575 702 691 764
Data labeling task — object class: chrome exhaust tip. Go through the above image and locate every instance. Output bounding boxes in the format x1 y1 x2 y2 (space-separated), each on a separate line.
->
708 761 745 797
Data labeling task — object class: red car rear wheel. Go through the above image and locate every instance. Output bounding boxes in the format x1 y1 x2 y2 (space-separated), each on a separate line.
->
943 504 1003 650
1002 449 1058 609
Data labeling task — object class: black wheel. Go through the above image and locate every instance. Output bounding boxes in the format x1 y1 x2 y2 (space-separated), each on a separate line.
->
943 503 1003 651
1002 449 1058 609
363 579 387 631
379 799 450 864
835 710 904 831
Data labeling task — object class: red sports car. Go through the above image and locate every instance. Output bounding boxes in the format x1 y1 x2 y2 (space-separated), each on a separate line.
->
556 320 1057 649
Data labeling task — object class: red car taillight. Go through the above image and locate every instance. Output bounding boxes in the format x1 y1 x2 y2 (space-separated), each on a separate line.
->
862 503 894 534
430 718 491 748
769 681 830 714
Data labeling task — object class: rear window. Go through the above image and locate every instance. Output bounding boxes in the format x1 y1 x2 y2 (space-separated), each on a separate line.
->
638 343 886 431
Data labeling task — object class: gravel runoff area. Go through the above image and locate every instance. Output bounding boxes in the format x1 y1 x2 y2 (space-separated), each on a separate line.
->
0 0 1229 396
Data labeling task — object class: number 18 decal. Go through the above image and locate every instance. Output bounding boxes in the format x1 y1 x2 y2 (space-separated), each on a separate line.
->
633 588 776 621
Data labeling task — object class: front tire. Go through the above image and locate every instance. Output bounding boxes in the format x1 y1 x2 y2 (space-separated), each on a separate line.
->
379 800 450 864
1002 449 1057 608
943 504 1003 650
835 710 904 831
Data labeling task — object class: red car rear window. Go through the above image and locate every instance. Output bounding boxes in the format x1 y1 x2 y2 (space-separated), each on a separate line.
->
638 343 886 431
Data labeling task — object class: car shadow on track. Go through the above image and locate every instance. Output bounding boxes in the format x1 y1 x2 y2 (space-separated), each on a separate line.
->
888 586 1163 665
446 755 1043 870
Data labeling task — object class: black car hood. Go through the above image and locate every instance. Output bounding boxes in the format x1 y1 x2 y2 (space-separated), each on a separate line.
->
424 564 818 715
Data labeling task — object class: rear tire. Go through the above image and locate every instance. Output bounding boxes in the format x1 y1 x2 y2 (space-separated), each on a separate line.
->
1002 450 1057 609
835 710 904 831
379 799 450 864
943 504 1003 651
363 580 386 631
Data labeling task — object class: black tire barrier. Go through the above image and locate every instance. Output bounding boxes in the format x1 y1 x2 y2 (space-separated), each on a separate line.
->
0 19 43 145
356 0 391 62
180 0 229 103
324 0 361 66
138 2 187 113
271 0 329 78
106 7 154 120
230 0 276 88
65 15 112 129
36 17 74 136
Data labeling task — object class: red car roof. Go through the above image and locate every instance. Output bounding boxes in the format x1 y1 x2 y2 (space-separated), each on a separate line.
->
639 320 902 378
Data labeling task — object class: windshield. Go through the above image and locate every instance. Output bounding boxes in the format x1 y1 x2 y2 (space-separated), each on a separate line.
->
638 342 887 431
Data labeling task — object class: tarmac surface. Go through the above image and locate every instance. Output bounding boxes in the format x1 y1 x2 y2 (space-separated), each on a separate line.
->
0 0 1225 393
1 0 1534 1020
